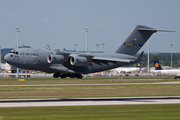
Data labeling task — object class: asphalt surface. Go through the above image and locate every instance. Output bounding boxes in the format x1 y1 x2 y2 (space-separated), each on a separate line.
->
0 96 180 107
0 81 180 87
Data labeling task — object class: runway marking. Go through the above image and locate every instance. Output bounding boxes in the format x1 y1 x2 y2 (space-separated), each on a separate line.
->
0 96 180 107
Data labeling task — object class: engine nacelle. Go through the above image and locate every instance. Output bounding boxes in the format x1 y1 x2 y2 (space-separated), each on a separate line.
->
47 54 65 64
70 56 88 66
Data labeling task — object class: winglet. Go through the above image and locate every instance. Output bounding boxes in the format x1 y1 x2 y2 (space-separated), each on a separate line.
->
136 51 144 62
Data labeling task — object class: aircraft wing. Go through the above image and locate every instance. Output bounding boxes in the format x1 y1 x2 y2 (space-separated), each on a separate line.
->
92 56 131 62
55 51 132 63
83 51 143 63
52 50 144 66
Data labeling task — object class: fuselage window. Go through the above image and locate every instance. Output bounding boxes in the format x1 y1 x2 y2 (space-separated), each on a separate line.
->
16 52 18 54
10 55 13 57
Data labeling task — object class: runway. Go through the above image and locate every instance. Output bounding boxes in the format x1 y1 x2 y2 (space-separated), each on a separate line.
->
0 96 180 107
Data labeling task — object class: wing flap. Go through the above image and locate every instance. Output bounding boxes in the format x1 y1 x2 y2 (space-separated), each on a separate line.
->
93 56 131 63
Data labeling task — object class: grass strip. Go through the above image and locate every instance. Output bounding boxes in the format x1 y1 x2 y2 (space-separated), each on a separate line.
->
0 84 180 99
0 77 179 85
0 104 180 120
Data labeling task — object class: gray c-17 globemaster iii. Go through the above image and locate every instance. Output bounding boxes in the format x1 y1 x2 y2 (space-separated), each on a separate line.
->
4 25 173 79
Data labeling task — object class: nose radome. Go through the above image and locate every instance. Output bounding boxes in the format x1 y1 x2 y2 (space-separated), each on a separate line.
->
4 54 9 63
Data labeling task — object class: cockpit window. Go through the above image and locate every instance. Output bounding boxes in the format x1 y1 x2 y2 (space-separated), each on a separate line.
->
9 50 19 55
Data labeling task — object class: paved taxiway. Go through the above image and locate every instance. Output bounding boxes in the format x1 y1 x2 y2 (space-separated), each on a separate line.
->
0 96 180 107
0 81 180 87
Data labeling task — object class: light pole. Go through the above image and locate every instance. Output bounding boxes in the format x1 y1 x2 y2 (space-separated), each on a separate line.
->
85 27 88 53
74 44 77 52
102 43 105 53
14 27 19 78
170 44 173 68
147 40 149 76
15 27 19 49
96 44 99 53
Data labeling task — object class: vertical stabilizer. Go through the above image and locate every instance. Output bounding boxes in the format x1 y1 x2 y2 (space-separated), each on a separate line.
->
137 62 141 68
154 60 163 70
115 25 157 56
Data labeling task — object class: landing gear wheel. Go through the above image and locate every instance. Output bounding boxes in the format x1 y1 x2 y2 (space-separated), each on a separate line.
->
60 74 67 79
68 73 75 78
53 73 60 78
75 74 83 79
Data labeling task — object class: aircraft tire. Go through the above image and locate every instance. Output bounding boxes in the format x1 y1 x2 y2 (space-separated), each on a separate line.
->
75 74 82 79
68 73 75 78
70 75 75 78
53 73 60 78
60 74 67 79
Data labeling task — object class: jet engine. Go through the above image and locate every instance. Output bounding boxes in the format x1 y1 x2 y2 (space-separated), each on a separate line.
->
47 54 65 64
70 56 89 66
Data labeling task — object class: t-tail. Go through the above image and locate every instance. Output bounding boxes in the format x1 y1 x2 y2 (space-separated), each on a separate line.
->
115 25 174 56
154 60 163 70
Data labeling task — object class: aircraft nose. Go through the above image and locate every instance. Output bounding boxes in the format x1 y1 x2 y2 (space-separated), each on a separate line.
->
4 54 10 63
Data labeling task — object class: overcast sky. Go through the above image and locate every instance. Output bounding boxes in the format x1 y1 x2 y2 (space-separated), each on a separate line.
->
0 0 180 53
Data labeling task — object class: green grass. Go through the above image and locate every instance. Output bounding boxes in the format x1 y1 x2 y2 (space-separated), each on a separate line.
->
0 77 179 86
0 77 180 99
0 77 179 119
0 104 180 120
0 84 180 99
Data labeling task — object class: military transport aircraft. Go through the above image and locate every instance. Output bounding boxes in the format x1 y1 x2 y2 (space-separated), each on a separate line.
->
4 25 172 79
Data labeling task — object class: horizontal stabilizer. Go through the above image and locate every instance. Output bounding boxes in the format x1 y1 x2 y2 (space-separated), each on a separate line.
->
138 28 175 32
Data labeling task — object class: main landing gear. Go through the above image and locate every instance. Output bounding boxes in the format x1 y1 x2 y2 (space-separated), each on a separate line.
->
53 73 83 79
